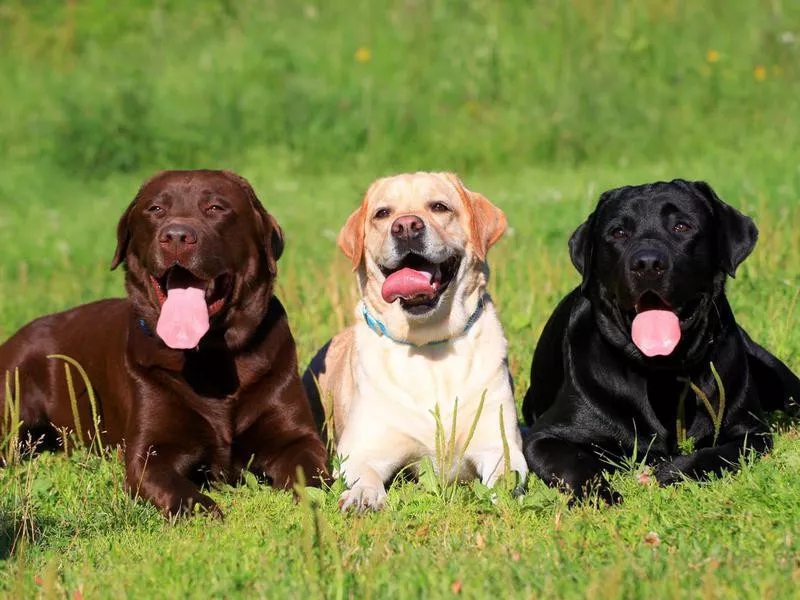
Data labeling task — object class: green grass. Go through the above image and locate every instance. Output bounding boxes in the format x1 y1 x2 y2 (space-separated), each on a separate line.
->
1 159 798 598
1 0 800 597
1 1 799 175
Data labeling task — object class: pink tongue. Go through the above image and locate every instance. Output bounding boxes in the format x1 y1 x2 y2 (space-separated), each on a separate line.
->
381 267 435 303
631 310 681 357
156 285 210 349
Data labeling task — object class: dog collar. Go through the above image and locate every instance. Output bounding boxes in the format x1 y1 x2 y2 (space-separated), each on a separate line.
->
138 318 155 337
360 295 486 347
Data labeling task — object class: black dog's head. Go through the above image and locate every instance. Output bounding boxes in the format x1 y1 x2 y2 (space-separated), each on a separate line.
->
570 179 757 362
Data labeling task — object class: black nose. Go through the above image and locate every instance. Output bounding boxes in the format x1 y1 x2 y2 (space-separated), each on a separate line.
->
159 223 198 246
630 249 668 278
391 215 426 240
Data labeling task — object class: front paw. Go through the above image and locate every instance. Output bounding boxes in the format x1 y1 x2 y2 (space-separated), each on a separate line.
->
165 493 223 519
338 485 387 514
654 453 696 485
591 484 622 507
566 478 622 507
266 443 330 490
654 461 684 485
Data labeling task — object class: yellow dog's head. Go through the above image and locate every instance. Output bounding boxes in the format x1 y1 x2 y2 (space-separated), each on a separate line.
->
338 172 506 343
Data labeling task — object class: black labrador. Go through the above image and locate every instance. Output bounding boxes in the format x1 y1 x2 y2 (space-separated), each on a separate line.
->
522 179 800 501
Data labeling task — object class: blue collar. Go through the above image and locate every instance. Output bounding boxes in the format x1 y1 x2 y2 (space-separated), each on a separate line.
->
138 318 154 337
360 295 487 347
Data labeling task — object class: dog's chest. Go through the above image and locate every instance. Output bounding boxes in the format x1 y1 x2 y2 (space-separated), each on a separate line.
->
354 319 508 411
643 374 700 450
385 348 477 403
161 375 271 475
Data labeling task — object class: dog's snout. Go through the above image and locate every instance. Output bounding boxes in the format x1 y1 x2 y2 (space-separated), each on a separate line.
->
630 249 668 278
159 223 198 246
391 215 426 241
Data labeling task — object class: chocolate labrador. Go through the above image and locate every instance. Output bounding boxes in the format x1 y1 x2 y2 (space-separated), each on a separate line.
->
522 179 800 501
0 170 327 516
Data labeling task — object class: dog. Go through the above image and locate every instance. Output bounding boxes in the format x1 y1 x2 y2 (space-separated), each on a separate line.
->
522 179 800 501
0 170 327 517
303 172 528 512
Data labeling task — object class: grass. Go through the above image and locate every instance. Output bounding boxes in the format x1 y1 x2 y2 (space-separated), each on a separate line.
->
1 1 799 175
1 159 798 598
1 0 799 597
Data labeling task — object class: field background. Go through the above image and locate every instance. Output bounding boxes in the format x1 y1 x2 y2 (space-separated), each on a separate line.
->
1 1 799 598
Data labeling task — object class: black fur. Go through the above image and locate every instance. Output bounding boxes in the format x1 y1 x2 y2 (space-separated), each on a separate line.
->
522 179 800 502
302 340 331 433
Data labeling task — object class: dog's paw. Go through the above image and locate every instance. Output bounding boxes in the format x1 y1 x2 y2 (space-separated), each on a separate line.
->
338 485 387 514
653 453 698 485
562 477 622 508
163 493 223 520
653 461 685 485
595 486 623 506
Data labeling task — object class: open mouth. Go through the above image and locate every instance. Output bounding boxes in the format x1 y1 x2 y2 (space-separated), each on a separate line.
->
627 291 703 326
378 253 461 313
148 266 233 350
150 267 232 317
634 290 672 314
628 291 681 358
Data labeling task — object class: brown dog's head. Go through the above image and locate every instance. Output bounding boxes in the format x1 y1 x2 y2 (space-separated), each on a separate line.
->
112 170 284 350
338 172 506 343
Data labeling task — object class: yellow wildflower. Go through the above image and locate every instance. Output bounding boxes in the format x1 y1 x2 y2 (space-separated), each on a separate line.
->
354 47 371 63
706 49 719 63
754 65 766 81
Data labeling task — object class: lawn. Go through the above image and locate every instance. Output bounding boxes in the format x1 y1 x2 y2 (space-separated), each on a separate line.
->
1 1 799 598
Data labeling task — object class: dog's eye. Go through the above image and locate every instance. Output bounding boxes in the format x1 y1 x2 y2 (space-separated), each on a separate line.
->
374 208 391 220
611 228 628 240
672 222 691 233
206 204 226 214
429 202 450 213
146 205 163 214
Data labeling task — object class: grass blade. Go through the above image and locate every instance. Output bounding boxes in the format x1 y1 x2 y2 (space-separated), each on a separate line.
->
48 354 104 455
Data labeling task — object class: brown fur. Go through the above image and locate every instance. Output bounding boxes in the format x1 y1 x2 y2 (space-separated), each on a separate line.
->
0 170 327 517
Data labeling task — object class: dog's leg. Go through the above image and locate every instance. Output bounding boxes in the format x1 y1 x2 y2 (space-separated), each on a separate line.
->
524 432 620 503
258 432 330 489
469 446 528 488
125 445 221 518
467 408 529 487
463 392 529 488
654 432 773 484
337 462 390 513
336 429 412 513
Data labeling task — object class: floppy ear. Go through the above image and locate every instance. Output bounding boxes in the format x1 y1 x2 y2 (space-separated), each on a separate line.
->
467 191 507 261
111 170 171 270
690 180 758 277
110 199 136 271
264 212 285 275
337 186 373 270
444 174 507 261
222 170 285 275
568 218 590 275
568 212 595 292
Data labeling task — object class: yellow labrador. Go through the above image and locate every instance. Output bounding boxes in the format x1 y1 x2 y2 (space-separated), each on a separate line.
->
303 172 527 511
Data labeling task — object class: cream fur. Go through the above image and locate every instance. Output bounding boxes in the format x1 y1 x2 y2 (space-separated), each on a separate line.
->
317 172 527 512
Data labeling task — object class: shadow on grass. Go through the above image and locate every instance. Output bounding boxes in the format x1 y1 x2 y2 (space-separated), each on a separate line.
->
0 512 61 561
